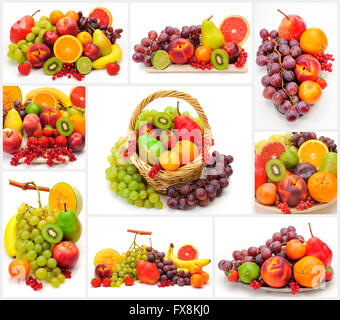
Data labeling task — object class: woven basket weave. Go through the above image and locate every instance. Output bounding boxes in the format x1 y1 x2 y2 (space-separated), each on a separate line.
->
127 90 212 194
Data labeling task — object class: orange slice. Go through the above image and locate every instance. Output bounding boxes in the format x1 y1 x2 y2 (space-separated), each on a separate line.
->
298 139 329 169
32 91 58 110
219 15 250 45
89 7 112 27
54 35 83 63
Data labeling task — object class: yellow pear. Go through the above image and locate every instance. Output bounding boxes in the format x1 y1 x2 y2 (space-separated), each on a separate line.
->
4 109 23 133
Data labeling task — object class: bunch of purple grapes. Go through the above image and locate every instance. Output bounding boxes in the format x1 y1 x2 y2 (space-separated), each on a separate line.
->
166 151 233 210
318 136 338 153
13 100 26 121
3 106 7 125
77 11 123 44
218 226 302 274
290 132 338 152
256 28 310 122
132 25 201 67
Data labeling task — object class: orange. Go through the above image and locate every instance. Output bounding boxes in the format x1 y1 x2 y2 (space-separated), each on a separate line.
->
173 140 199 165
8 259 30 280
255 183 277 205
308 172 337 203
190 274 204 288
31 91 58 110
293 256 325 288
194 46 212 63
298 139 328 169
70 114 86 136
65 10 79 22
159 150 180 171
200 271 209 284
77 32 92 45
49 10 64 25
285 239 307 260
54 35 83 63
189 263 202 275
300 28 328 55
89 7 113 27
298 81 322 105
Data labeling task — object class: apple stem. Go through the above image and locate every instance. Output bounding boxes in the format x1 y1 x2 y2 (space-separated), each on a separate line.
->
277 9 289 20
176 101 181 116
32 10 40 17
308 222 314 237
64 203 67 211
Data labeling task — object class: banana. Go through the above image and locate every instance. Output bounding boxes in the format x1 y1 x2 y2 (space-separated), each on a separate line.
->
92 44 122 69
166 243 210 269
4 213 18 257
24 87 72 108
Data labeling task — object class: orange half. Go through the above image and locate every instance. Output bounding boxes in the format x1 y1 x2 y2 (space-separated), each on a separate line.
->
32 91 58 110
298 139 329 169
54 35 83 63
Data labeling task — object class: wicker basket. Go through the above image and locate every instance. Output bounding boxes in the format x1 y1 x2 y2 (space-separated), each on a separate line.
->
127 90 212 194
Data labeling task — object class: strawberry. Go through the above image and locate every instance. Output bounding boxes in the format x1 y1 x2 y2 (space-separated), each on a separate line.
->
43 125 54 137
107 62 120 76
125 276 134 286
53 128 59 137
33 130 43 138
38 136 49 148
227 269 238 282
102 278 111 287
27 137 38 145
18 62 31 76
56 135 67 147
316 78 327 89
325 268 333 281
91 277 102 288
48 137 56 148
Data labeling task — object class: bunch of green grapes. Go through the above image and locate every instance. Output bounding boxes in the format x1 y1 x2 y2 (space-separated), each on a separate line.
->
110 246 148 287
7 15 56 65
15 203 65 288
255 132 294 153
105 137 163 209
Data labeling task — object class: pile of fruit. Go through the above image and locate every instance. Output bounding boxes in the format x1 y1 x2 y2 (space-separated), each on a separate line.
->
105 101 233 210
255 132 337 214
91 230 210 289
5 180 83 290
7 7 122 79
256 10 334 121
3 86 85 166
218 224 333 294
132 15 249 71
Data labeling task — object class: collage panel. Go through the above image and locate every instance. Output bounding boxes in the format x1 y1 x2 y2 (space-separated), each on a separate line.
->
88 85 252 216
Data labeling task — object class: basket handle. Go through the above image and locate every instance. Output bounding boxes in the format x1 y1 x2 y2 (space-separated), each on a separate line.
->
128 90 211 133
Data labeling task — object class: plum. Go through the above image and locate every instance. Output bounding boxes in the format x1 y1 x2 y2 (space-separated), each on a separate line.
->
294 163 317 182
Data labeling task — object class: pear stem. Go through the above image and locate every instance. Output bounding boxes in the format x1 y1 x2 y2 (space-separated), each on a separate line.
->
32 10 40 17
207 15 213 21
176 101 181 116
277 9 289 20
308 222 314 237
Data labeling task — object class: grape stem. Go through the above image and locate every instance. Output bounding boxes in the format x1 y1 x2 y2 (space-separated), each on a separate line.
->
8 180 50 192
127 229 152 235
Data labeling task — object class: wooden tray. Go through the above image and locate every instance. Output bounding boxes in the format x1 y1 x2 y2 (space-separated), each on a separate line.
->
255 199 337 214
144 63 248 73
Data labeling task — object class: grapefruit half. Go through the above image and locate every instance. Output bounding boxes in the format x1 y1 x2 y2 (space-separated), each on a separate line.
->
70 86 86 109
89 7 113 27
257 141 287 165
219 15 250 45
177 244 198 261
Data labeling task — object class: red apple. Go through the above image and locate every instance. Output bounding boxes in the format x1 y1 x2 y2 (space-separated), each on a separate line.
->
278 11 307 40
68 132 85 152
43 30 59 47
160 130 178 149
3 128 22 153
56 17 78 36
168 38 194 64
52 241 79 269
294 54 321 83
83 43 100 61
222 42 240 64
40 108 62 128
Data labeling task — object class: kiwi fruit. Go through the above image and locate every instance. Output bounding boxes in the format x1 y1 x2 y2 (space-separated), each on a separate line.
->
42 223 63 244
56 117 74 137
265 159 286 182
43 57 63 75
211 49 229 70
152 112 172 130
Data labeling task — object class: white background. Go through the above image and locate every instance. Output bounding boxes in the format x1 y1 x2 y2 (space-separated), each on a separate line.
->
254 2 338 131
130 2 252 84
88 85 252 216
254 131 338 214
3 85 86 170
88 216 213 298
215 216 338 299
1 171 86 298
2 2 128 84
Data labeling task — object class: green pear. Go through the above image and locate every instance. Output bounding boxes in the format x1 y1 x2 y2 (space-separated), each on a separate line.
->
56 204 82 243
201 15 225 50
92 29 112 56
4 109 23 133
319 152 337 177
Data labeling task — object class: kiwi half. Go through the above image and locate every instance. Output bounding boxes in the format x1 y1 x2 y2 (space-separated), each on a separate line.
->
211 49 229 70
56 117 74 137
152 112 172 130
43 57 63 76
265 159 286 182
42 223 63 244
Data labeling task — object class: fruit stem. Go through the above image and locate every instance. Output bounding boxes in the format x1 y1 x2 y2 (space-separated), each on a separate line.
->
308 222 314 237
277 9 289 20
207 15 213 21
32 10 40 17
176 101 181 116
8 180 50 192
64 203 67 211
32 182 42 209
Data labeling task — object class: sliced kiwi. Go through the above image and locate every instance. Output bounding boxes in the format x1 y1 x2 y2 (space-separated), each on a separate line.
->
211 49 229 70
42 224 63 244
56 117 74 137
43 57 63 75
152 112 172 130
265 159 286 182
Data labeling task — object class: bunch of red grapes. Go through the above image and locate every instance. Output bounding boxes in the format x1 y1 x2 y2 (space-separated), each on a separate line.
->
132 25 201 67
290 132 337 152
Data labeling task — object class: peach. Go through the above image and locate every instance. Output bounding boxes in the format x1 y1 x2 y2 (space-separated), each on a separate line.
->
168 38 194 64
3 128 22 153
278 174 308 207
56 16 78 36
294 54 321 83
278 12 306 40
261 256 292 288
39 108 62 128
94 264 113 279
23 113 42 137
26 43 51 68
